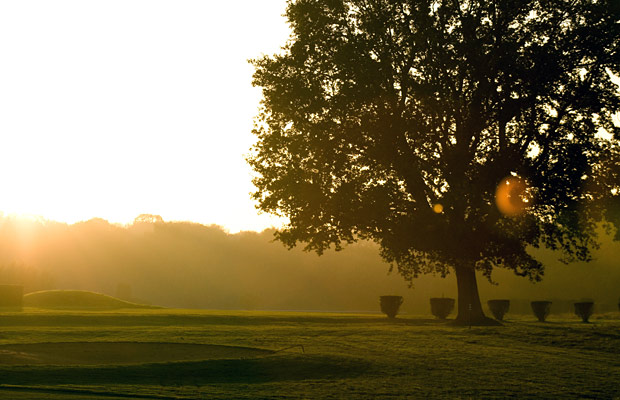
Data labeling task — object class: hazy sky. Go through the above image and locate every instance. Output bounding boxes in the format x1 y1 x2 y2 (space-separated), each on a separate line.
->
0 0 289 232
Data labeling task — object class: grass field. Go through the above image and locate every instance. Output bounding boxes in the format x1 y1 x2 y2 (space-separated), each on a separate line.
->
0 308 619 399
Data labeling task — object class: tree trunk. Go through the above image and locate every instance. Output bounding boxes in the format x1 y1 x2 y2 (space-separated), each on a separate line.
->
453 264 500 326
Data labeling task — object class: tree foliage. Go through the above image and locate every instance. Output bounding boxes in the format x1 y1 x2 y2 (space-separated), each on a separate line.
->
249 0 620 285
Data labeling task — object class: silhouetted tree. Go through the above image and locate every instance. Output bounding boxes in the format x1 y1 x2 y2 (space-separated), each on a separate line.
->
134 214 164 224
249 0 620 324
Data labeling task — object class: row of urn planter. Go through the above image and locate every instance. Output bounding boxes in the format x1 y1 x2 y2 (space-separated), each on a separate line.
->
379 296 597 322
380 296 456 320
529 300 595 323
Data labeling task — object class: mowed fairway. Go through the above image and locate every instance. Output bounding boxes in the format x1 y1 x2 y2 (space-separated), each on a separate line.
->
0 309 618 399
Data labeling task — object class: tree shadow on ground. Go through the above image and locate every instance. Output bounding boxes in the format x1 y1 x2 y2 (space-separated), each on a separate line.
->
0 354 370 386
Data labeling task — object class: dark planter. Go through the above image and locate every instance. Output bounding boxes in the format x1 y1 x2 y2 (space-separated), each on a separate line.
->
531 301 552 322
487 299 510 321
0 284 23 311
574 302 594 323
380 295 403 319
430 297 455 319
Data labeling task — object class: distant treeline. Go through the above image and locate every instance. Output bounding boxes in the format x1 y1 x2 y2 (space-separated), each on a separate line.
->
0 215 618 313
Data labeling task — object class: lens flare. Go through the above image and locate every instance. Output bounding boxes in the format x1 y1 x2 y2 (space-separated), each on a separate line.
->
495 176 529 217
433 204 444 214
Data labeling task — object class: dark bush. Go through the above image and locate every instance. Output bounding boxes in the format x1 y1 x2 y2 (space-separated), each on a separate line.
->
487 299 510 321
430 297 455 319
380 295 403 319
0 285 23 311
531 301 552 322
574 302 594 323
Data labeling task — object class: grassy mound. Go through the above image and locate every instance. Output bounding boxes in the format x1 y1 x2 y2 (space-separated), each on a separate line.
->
23 290 160 310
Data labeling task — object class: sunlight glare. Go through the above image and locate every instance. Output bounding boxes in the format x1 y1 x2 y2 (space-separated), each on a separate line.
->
0 0 290 233
495 176 530 217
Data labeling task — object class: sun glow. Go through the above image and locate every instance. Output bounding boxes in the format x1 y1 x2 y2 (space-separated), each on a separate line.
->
0 0 290 233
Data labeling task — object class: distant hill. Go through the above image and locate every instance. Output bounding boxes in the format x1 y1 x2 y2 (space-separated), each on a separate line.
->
23 290 162 310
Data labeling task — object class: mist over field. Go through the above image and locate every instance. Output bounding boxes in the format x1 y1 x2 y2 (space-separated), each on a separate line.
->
1 215 618 314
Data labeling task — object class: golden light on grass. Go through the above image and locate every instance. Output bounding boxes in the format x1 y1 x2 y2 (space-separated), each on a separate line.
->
495 176 530 217
432 203 444 214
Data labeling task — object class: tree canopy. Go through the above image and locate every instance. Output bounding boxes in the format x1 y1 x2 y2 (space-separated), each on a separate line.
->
249 0 620 323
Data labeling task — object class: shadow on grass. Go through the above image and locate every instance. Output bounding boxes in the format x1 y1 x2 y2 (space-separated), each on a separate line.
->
0 354 370 386
380 317 450 326
0 313 450 327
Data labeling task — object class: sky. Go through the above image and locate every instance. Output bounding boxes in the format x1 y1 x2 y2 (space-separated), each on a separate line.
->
0 0 290 233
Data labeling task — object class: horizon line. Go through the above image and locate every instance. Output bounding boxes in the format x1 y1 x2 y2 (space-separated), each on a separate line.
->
0 210 282 234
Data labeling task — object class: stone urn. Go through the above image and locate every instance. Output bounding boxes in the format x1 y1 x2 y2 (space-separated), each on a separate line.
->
380 295 403 319
487 299 510 321
531 301 552 322
430 297 455 319
574 301 594 323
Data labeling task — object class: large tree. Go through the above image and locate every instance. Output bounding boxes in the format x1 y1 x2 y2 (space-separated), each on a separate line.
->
248 0 620 324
